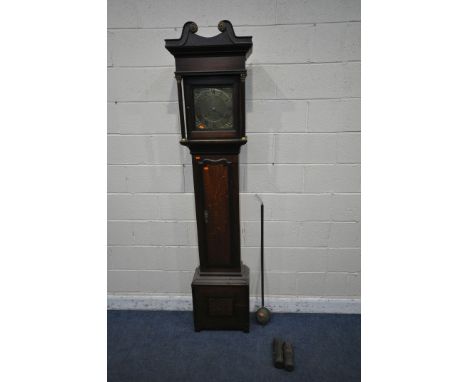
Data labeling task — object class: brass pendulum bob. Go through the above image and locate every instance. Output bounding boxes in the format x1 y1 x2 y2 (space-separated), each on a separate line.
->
256 306 271 325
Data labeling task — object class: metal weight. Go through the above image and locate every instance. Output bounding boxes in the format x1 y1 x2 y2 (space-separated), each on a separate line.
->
272 338 284 369
283 342 294 372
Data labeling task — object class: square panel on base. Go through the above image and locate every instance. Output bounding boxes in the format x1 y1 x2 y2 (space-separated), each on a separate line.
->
191 264 249 332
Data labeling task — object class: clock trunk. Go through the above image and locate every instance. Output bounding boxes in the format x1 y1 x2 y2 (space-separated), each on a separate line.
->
193 154 241 274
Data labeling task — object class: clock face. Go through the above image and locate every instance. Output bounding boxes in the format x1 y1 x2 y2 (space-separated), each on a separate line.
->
194 87 233 130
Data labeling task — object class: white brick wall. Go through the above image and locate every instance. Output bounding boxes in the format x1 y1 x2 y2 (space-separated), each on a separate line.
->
108 0 360 299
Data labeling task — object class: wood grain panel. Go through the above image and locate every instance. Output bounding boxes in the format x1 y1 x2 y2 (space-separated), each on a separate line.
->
202 160 231 266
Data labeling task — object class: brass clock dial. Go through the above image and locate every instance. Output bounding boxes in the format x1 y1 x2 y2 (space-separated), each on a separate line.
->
194 87 233 130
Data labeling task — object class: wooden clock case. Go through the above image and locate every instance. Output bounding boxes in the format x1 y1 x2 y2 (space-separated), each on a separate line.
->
165 20 252 332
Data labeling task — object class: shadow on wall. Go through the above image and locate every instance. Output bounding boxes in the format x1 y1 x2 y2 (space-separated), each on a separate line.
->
164 81 191 191
241 65 295 192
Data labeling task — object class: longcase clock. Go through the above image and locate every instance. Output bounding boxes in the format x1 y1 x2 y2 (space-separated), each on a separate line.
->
165 20 252 332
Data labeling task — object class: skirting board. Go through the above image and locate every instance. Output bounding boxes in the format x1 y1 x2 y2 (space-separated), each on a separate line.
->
108 295 360 314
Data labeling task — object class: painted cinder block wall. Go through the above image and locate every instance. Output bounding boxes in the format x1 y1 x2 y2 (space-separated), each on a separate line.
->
107 0 361 301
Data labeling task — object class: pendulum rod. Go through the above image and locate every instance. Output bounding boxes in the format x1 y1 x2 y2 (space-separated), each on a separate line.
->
261 201 265 307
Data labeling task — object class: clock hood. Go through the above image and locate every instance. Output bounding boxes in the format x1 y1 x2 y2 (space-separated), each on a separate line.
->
165 20 253 58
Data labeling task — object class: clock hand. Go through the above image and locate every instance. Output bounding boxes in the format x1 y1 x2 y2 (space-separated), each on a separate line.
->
209 106 221 119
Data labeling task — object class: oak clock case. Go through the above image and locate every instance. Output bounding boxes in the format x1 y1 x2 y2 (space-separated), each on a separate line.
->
165 20 252 332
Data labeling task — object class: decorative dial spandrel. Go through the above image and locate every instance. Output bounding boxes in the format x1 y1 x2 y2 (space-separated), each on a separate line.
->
194 87 233 130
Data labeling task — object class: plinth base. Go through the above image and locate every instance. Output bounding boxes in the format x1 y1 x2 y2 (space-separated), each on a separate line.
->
191 264 249 332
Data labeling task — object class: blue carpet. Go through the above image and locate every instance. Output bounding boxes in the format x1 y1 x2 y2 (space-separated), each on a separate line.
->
108 311 360 382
